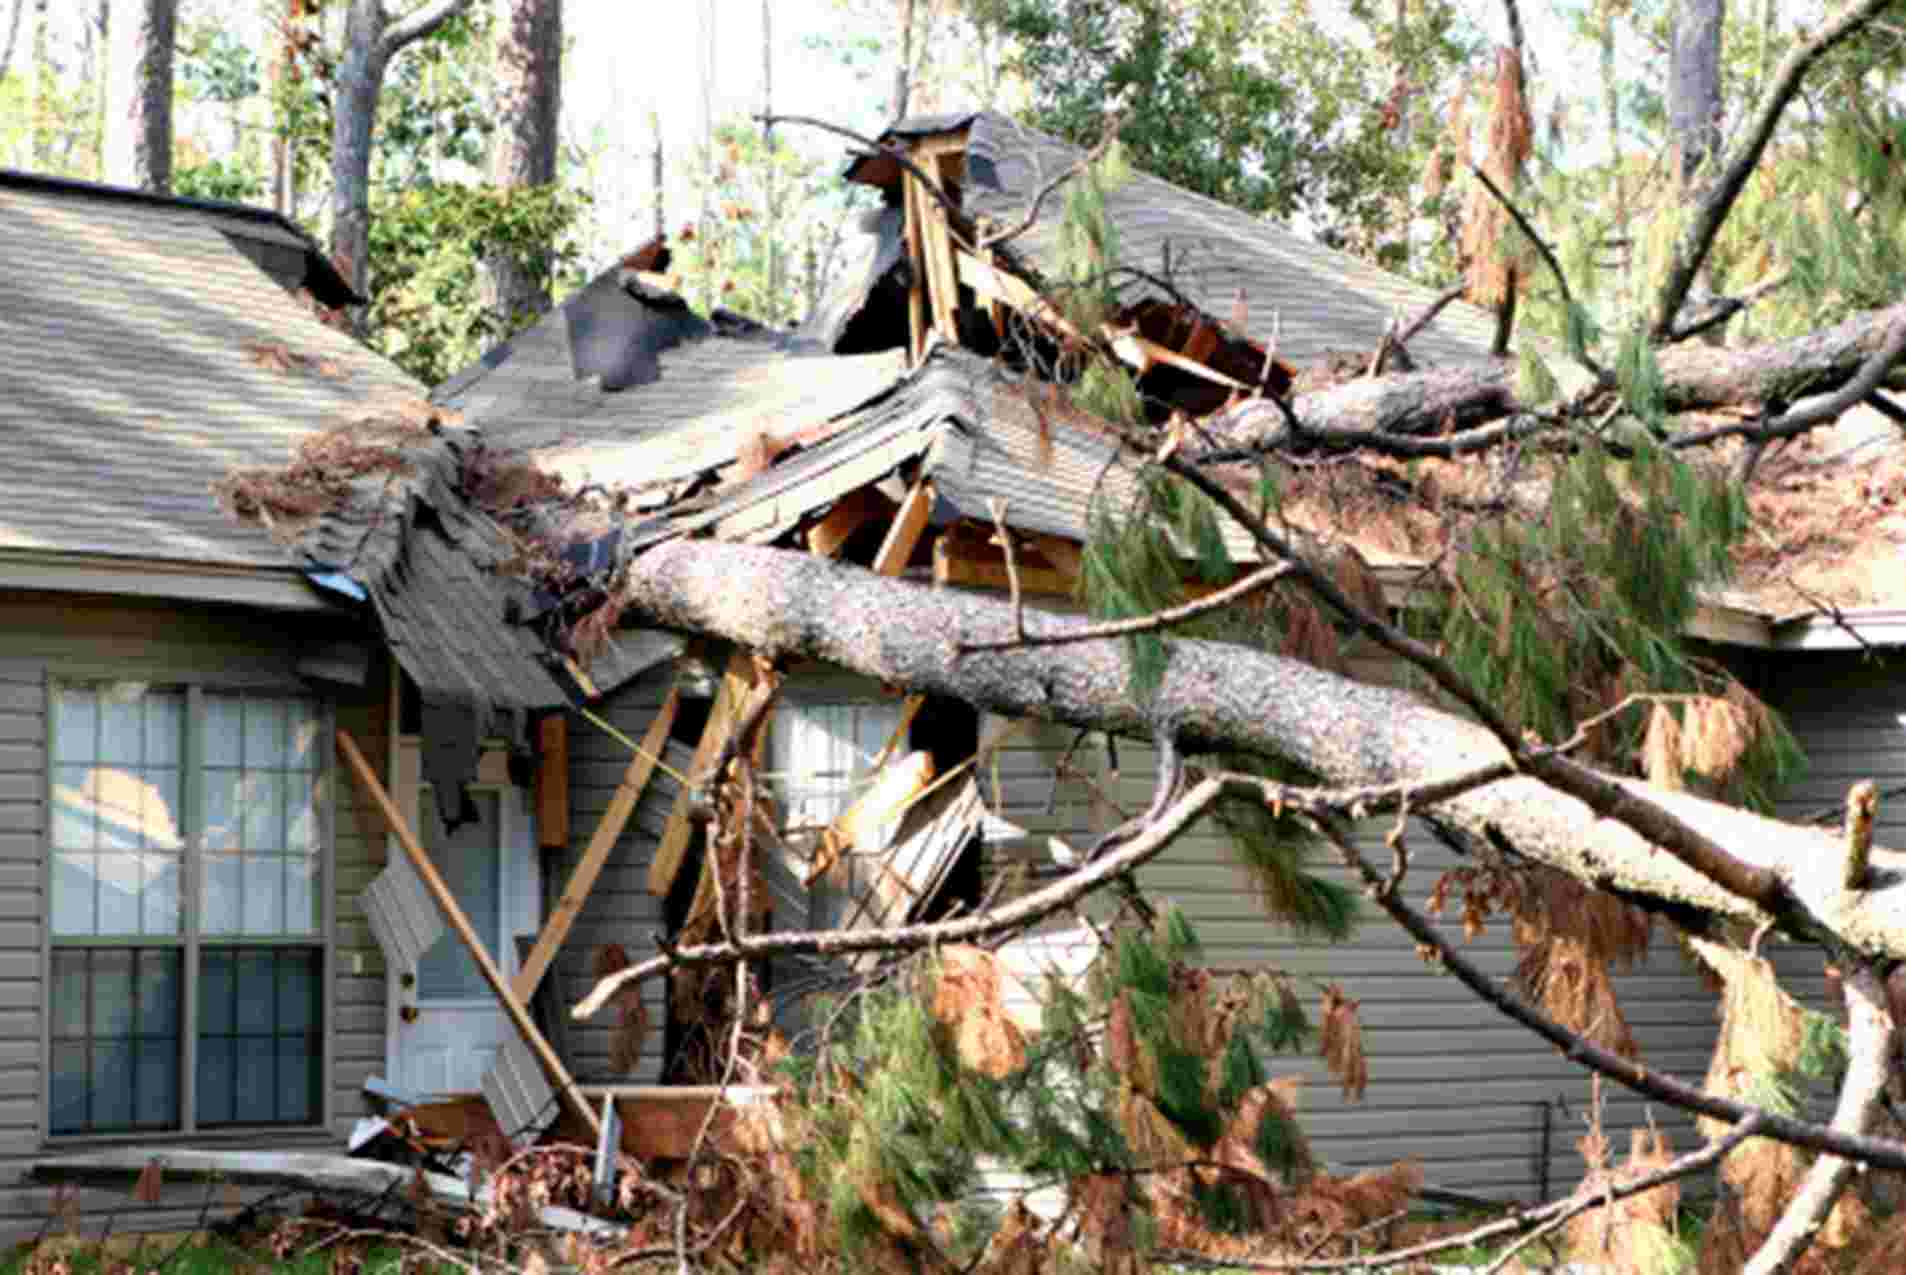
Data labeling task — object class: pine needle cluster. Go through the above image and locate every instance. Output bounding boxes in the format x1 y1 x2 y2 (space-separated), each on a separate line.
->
776 909 1385 1268
1083 470 1360 939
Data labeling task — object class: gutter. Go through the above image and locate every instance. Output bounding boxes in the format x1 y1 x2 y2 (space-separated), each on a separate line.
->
0 549 348 613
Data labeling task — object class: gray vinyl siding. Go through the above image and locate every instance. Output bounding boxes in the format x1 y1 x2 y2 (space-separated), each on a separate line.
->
984 672 1726 1203
0 591 386 1239
553 667 683 1083
1765 652 1896 1014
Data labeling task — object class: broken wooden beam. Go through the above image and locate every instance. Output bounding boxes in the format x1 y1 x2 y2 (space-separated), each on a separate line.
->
871 476 934 576
336 729 601 1140
805 485 897 559
535 715 570 849
518 687 682 1001
647 651 763 898
30 1150 624 1237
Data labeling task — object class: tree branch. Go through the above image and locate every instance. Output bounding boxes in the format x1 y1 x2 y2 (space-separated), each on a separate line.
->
1310 817 1906 1173
1648 0 1896 340
608 537 1906 956
380 0 477 56
1743 962 1896 1274
1467 163 1605 379
572 756 1522 1020
1166 1113 1764 1272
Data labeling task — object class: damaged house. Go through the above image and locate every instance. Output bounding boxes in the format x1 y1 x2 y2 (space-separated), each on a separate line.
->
5 111 1896 1233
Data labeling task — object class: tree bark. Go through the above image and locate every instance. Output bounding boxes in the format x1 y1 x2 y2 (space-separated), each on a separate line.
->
1743 965 1895 1274
102 0 174 191
0 0 25 84
1670 0 1725 183
893 0 914 118
484 0 561 326
605 537 1906 959
330 0 477 302
1218 302 1906 452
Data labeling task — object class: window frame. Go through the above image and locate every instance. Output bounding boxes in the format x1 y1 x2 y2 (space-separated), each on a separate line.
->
39 664 337 1146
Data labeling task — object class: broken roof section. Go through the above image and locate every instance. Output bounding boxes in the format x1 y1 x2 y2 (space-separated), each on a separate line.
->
827 111 1502 369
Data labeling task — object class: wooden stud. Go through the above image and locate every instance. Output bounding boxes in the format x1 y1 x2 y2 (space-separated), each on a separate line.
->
871 478 934 577
647 651 760 897
516 687 682 1002
535 715 569 850
805 485 896 559
903 169 928 364
934 530 1076 599
335 729 600 1139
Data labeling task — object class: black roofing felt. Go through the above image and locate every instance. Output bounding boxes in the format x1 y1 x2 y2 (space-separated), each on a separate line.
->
0 168 363 306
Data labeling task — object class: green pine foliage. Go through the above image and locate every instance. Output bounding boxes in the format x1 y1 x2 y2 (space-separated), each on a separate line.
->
791 909 1315 1256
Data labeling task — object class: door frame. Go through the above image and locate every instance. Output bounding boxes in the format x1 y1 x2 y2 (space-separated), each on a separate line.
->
382 736 540 1086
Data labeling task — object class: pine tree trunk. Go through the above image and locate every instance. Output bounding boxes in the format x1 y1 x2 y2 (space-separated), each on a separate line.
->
331 0 390 302
330 0 478 307
0 0 25 84
21 0 45 168
270 0 304 216
761 0 778 316
1671 0 1726 182
893 0 914 117
484 0 562 327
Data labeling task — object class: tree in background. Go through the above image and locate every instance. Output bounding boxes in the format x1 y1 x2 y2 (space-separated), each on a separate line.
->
330 0 479 299
970 0 1474 267
670 117 866 328
482 0 560 327
102 0 176 191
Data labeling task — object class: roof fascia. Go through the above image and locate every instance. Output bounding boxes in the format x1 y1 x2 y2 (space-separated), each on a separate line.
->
0 168 362 306
1770 609 1906 651
0 551 346 614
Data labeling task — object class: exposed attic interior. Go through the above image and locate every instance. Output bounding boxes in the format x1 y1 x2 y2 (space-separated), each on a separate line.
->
809 119 1303 423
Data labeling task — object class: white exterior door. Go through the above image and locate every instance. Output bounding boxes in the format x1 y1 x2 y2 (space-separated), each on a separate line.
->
390 784 540 1096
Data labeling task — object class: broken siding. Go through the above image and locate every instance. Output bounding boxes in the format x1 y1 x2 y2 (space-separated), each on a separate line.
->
554 668 684 1083
0 593 385 1239
984 701 1727 1203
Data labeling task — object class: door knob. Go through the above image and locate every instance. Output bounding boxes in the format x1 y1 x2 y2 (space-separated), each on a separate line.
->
399 1004 419 1023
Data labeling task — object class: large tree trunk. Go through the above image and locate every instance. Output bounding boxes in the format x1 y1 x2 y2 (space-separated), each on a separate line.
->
606 535 1906 959
103 0 176 190
0 0 25 84
484 0 561 326
893 0 914 117
1670 0 1726 183
329 0 477 303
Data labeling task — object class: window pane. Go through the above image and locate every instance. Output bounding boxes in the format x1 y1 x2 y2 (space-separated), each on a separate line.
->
245 699 287 769
199 949 235 1038
50 765 97 853
51 685 184 939
99 695 141 766
201 851 242 936
414 794 500 1001
242 857 285 936
48 948 180 1135
243 771 284 852
203 695 242 766
94 853 143 936
286 701 320 771
53 687 97 763
49 851 94 937
284 855 318 936
201 695 321 939
198 947 321 1128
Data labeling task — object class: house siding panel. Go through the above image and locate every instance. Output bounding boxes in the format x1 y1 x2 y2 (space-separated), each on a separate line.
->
553 669 681 1084
985 709 1722 1202
0 593 386 1240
